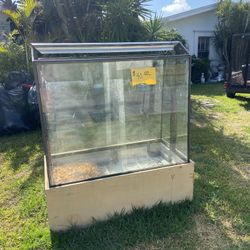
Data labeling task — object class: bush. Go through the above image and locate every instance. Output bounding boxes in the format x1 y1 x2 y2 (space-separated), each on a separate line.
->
0 35 27 83
161 28 186 47
191 56 211 83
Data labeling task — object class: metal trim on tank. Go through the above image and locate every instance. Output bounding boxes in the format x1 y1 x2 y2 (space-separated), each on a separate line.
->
31 41 189 60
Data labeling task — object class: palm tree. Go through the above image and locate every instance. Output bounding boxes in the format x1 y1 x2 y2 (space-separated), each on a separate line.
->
144 14 165 41
143 14 186 45
1 0 38 69
52 0 105 42
33 0 65 42
102 0 151 42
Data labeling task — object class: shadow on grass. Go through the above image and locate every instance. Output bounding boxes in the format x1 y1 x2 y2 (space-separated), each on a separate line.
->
0 130 43 170
51 201 198 250
235 95 250 111
0 130 44 189
191 83 225 97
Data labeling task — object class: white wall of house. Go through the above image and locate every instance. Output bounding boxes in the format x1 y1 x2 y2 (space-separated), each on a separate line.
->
165 5 222 71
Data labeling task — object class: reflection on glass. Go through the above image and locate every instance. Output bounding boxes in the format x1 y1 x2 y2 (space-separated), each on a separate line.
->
37 57 189 186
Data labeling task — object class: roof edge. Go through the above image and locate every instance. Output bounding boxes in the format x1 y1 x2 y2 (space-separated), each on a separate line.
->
165 3 217 22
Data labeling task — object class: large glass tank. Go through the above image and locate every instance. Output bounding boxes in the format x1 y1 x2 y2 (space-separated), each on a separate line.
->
32 42 190 187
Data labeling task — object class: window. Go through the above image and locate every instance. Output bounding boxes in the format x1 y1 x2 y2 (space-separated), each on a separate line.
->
198 37 210 59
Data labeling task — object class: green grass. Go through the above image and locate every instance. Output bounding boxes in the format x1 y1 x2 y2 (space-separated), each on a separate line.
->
0 83 250 249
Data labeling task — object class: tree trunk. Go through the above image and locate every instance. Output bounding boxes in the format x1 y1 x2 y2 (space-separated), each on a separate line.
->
24 41 29 71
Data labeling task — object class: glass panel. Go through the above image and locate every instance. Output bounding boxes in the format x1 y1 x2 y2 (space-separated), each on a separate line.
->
161 57 189 162
36 57 189 186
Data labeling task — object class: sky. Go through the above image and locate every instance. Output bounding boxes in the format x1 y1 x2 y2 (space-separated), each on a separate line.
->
148 0 218 16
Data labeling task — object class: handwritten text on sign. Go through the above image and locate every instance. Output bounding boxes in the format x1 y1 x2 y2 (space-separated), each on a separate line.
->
130 67 157 86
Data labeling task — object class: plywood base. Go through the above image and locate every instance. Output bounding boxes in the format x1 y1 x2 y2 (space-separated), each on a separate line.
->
45 159 194 231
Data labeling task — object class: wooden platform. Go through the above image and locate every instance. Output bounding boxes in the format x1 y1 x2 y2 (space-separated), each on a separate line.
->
44 158 194 231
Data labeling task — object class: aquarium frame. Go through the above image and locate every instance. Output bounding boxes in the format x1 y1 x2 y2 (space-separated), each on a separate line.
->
31 41 188 59
31 42 191 188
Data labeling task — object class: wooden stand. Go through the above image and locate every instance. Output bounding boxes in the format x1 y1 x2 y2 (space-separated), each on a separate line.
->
44 158 194 231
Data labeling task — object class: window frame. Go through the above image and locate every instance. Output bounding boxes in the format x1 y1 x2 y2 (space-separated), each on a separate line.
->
198 36 210 59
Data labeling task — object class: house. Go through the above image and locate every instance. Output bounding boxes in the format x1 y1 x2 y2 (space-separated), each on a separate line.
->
164 3 222 72
0 3 10 41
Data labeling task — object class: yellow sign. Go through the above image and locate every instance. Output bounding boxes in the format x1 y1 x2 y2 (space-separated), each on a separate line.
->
131 67 157 86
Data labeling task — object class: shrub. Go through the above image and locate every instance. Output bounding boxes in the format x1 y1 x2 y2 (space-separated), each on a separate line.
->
0 34 27 83
191 56 211 83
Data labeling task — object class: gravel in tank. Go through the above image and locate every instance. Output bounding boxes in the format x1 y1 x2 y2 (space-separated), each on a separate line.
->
52 163 101 185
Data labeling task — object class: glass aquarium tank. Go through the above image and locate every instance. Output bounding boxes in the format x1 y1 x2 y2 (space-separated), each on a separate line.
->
32 42 194 231
32 42 191 187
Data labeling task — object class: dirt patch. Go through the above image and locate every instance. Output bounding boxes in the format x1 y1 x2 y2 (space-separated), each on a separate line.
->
200 100 215 109
233 165 250 181
208 113 221 120
52 162 101 185
195 214 230 249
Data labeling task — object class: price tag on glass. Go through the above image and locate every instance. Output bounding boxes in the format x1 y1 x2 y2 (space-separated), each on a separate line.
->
130 67 157 86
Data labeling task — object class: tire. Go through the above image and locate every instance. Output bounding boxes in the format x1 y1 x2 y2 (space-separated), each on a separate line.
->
226 92 236 98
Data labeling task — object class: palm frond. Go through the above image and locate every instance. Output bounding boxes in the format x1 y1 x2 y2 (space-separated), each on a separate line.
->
0 0 17 10
144 14 165 41
10 29 20 36
19 0 38 18
0 45 8 53
2 8 21 26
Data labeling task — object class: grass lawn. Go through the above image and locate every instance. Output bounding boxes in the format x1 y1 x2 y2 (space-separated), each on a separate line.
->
0 83 250 249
